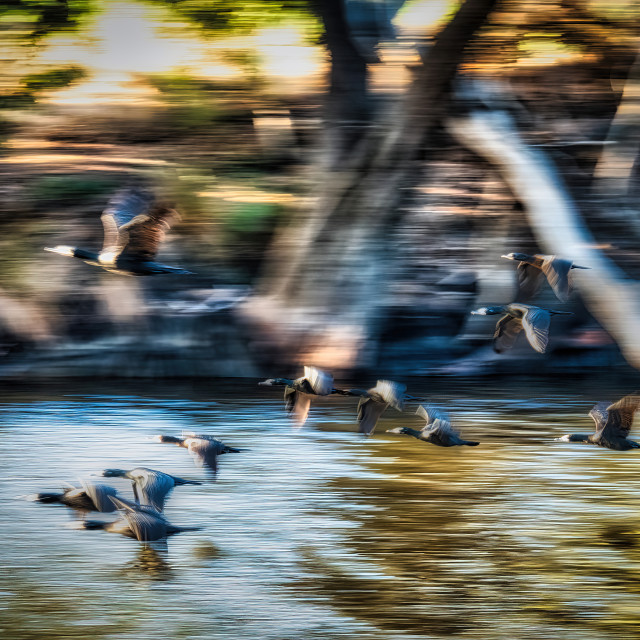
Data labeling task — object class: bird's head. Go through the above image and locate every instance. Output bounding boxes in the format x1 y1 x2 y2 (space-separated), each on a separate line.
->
501 252 531 262
259 378 291 386
44 245 75 257
554 434 587 442
386 427 409 435
98 469 127 478
345 388 369 397
470 306 504 316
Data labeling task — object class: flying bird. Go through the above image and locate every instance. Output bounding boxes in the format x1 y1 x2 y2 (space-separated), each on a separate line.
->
45 187 191 276
470 303 572 353
75 496 198 542
556 394 640 450
387 405 479 447
153 432 244 473
97 467 201 511
259 365 347 426
28 477 118 514
501 252 588 302
344 380 413 436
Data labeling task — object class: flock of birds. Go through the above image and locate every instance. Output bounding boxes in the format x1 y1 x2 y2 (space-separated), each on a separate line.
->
44 187 585 356
29 433 244 542
34 186 640 550
260 365 640 451
28 365 640 547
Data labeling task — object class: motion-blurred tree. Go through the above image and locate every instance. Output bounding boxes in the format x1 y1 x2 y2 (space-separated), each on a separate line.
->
236 0 640 371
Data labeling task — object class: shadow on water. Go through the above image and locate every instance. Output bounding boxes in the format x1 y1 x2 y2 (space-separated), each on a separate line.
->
118 544 174 581
3 377 640 639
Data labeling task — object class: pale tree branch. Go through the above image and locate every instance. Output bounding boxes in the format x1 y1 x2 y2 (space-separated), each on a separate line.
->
448 103 640 368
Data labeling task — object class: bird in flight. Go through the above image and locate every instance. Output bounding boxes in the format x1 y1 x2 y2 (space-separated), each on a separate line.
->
45 187 191 276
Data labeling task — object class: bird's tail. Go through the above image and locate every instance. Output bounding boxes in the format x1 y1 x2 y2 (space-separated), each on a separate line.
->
463 441 480 446
153 265 193 275
172 477 202 486
66 519 107 530
166 525 202 536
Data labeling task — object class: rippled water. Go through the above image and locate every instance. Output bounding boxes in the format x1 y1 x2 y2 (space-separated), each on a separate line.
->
2 377 640 640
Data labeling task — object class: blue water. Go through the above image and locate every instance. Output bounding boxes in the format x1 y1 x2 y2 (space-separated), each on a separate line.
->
1 379 640 640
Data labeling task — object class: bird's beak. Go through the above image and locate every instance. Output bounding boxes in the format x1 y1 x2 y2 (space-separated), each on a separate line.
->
44 245 75 256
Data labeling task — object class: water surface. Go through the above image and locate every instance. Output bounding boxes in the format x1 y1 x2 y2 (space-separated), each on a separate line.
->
2 378 640 640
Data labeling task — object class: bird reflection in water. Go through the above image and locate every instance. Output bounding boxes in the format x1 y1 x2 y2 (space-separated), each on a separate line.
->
119 543 173 581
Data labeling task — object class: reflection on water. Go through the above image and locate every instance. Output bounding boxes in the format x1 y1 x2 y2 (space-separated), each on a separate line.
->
2 378 640 639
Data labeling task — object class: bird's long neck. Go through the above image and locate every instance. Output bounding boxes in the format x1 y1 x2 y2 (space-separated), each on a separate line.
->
519 254 543 267
73 248 100 261
157 435 186 447
103 469 129 479
271 378 295 386
403 427 424 439
568 433 592 443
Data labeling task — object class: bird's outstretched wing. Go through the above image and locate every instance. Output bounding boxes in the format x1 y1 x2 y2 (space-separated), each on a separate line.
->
130 469 175 511
80 478 117 513
604 394 640 438
493 314 523 353
110 496 168 541
541 257 573 302
589 401 609 434
370 380 406 411
357 397 387 436
101 188 179 261
292 393 312 427
182 435 225 472
521 307 551 353
303 366 334 396
416 404 450 429
284 386 298 413
515 262 546 302
422 418 464 443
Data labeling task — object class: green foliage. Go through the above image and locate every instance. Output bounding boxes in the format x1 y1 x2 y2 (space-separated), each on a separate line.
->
26 174 121 205
0 66 86 110
0 0 95 41
153 0 314 34
225 200 280 233
21 65 86 91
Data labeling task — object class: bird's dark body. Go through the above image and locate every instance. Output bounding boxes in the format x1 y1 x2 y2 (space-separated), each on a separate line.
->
557 395 640 450
154 433 243 473
471 303 572 354
260 366 344 426
396 427 479 447
345 380 408 436
45 187 191 276
34 490 95 510
32 480 118 513
387 405 479 447
502 252 588 302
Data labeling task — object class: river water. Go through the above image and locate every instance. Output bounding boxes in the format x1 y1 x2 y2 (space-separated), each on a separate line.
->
2 377 640 640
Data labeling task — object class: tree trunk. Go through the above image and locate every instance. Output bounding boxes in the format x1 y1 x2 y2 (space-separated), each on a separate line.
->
239 0 499 371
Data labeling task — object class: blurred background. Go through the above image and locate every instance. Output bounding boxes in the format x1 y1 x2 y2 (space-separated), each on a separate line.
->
1 0 639 379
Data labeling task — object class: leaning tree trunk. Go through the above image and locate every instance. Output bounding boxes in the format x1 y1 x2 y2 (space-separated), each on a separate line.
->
240 0 499 370
448 89 640 369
